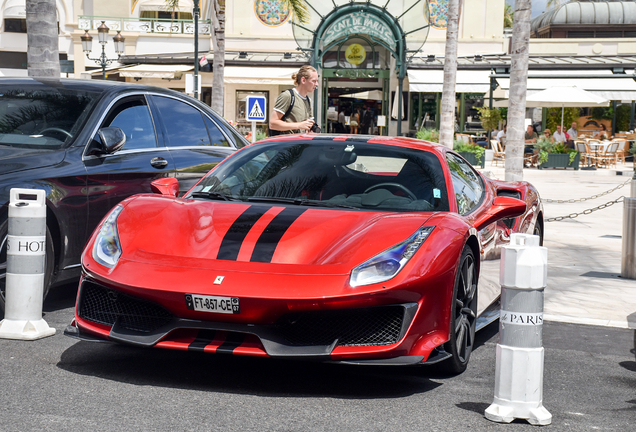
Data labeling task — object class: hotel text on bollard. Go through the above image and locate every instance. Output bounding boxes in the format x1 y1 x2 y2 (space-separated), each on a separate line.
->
0 189 56 340
485 233 552 425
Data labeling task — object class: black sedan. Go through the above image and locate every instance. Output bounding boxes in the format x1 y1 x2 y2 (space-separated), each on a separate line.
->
0 78 248 311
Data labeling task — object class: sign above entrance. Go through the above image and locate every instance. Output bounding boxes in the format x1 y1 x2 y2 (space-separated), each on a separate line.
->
345 44 366 66
323 12 396 48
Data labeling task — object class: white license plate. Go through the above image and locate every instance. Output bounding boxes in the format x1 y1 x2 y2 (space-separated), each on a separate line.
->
185 294 240 314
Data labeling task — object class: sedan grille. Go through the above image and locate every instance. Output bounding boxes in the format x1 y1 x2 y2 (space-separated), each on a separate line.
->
277 306 405 347
78 281 173 333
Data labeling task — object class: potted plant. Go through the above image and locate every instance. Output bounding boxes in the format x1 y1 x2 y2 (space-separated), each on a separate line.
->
534 139 580 170
454 140 486 168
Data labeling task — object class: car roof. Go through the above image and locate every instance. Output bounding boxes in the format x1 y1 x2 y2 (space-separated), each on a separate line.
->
0 77 184 98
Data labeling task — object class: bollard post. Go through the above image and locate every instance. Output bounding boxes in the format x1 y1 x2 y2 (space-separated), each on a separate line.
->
621 173 636 279
485 233 551 425
0 189 55 340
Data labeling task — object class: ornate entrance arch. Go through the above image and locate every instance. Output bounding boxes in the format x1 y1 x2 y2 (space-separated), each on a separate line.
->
291 1 430 136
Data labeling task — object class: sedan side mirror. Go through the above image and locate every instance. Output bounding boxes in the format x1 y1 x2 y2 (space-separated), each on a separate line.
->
151 177 179 197
474 196 527 231
86 127 126 156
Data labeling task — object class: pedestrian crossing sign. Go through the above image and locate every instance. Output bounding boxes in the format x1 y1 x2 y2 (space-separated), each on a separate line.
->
246 96 267 122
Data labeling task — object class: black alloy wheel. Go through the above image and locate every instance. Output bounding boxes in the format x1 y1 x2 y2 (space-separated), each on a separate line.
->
442 246 478 375
0 220 54 315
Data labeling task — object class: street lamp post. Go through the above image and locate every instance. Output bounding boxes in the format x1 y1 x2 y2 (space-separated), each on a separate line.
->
81 21 125 80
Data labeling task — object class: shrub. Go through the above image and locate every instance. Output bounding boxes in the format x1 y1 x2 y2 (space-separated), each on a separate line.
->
416 128 439 142
534 138 577 164
453 141 485 164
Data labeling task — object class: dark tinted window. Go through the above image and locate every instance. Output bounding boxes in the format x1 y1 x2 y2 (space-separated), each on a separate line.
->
152 95 211 147
102 97 157 150
446 152 484 215
204 116 230 147
0 85 101 148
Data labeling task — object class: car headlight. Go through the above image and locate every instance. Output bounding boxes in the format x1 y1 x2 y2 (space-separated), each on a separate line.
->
350 227 434 287
92 205 124 268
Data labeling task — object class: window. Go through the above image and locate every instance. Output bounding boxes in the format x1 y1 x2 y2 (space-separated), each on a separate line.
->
203 116 230 147
140 11 193 20
151 95 211 147
102 96 157 150
4 18 26 33
446 153 484 215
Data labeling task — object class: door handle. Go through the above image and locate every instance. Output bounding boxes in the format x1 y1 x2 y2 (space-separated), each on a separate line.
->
150 157 169 169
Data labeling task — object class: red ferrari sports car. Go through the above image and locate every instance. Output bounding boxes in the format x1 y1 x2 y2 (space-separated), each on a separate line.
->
66 134 543 374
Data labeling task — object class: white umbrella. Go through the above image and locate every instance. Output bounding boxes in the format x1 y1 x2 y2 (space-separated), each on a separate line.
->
340 90 383 100
493 86 610 133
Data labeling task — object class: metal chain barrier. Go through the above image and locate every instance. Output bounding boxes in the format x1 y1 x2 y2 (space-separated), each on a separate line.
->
545 196 625 222
543 178 632 203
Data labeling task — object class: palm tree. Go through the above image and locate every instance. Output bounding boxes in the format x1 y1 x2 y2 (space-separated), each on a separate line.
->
505 0 532 182
439 0 461 149
504 4 514 28
211 0 225 115
26 0 60 78
546 0 570 9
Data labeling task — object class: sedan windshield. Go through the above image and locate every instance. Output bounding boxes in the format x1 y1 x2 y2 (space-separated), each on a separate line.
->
188 140 450 212
0 85 101 149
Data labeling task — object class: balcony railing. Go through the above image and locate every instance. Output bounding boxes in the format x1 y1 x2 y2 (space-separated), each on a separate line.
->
78 16 211 35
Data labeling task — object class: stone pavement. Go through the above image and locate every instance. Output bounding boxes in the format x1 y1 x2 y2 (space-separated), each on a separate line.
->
481 162 636 330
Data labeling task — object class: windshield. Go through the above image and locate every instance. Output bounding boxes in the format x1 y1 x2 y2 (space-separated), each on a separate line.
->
0 85 101 149
188 140 450 213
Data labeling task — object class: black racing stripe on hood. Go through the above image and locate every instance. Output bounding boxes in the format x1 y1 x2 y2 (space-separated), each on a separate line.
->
250 207 307 263
217 206 269 261
188 330 217 351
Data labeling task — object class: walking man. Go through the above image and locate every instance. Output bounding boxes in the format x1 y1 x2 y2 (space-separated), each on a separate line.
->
269 65 319 134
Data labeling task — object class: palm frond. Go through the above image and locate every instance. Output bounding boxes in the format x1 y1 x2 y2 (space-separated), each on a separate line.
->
283 0 310 25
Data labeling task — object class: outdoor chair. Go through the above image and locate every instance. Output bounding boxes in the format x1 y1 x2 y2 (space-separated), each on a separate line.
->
490 139 505 167
456 133 472 144
597 142 619 168
574 141 592 167
613 139 629 163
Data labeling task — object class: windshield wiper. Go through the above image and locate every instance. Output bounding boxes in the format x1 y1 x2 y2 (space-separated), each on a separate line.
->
190 191 240 201
247 196 359 210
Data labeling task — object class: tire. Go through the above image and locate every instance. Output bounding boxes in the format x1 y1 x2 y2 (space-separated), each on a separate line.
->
533 220 544 246
0 220 54 314
441 246 478 375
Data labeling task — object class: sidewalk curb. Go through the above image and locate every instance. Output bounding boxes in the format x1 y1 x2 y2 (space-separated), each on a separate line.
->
544 314 636 330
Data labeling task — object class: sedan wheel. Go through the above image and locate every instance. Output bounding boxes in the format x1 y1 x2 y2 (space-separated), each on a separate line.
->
0 220 54 315
442 246 478 374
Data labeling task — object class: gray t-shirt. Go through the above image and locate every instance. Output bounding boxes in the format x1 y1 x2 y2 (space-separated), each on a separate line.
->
273 89 313 134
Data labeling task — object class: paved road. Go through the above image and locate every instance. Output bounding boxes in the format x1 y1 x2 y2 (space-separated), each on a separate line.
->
0 283 634 432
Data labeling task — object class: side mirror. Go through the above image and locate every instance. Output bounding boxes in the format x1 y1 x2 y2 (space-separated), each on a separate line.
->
474 196 526 231
86 127 126 156
99 127 126 153
151 177 179 197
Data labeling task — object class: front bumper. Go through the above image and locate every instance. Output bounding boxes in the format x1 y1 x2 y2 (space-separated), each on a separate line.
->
70 278 422 360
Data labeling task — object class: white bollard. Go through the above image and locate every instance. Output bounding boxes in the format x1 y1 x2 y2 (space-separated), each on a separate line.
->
485 233 552 425
0 189 56 340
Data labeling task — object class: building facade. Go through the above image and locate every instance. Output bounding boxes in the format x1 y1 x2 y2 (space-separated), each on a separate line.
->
1 0 635 136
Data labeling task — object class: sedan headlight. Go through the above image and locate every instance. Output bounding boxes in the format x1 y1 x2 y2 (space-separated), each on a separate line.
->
92 205 124 268
350 227 434 287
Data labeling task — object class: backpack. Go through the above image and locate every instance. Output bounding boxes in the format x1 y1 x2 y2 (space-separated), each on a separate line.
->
268 89 295 136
